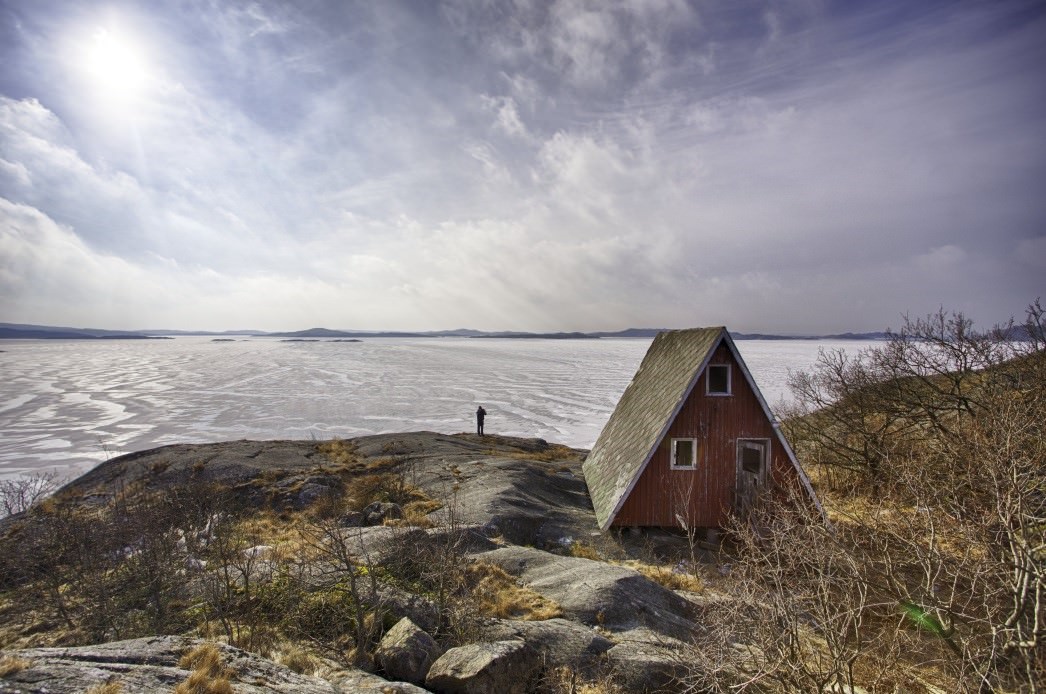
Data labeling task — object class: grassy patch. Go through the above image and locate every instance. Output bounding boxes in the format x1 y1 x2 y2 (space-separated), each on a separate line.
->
345 473 430 511
491 444 584 463
623 561 704 593
465 562 562 620
567 541 602 561
84 681 123 694
273 643 320 675
399 499 443 528
176 643 233 694
316 439 361 469
0 655 31 678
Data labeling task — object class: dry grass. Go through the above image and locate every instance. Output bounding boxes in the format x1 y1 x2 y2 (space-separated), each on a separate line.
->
176 643 234 694
623 561 704 593
401 499 443 528
175 669 234 694
465 562 562 620
178 642 226 672
365 456 401 471
238 510 300 542
0 655 31 678
273 643 320 675
345 473 430 511
232 511 317 563
84 681 123 694
543 665 624 693
567 541 602 561
316 438 361 468
491 443 584 463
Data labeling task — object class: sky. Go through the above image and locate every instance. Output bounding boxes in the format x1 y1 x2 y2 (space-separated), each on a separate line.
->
0 0 1043 334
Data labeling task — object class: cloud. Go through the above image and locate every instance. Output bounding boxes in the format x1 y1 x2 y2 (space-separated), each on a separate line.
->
481 95 528 138
0 0 1042 333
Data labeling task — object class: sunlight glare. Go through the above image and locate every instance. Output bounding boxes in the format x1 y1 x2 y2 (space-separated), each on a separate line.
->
85 28 149 96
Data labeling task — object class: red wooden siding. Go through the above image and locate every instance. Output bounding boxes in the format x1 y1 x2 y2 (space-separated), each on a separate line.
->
612 343 797 528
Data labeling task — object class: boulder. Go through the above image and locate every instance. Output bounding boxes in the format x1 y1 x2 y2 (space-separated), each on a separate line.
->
363 501 403 526
606 628 692 693
478 618 613 676
425 640 539 694
375 617 443 685
338 511 365 527
374 584 441 634
292 482 336 509
327 668 432 693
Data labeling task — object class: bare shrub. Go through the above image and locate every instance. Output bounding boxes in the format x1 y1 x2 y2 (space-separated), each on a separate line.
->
0 471 59 518
296 516 383 663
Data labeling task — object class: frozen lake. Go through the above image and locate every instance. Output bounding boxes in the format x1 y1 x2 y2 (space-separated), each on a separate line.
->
0 336 874 481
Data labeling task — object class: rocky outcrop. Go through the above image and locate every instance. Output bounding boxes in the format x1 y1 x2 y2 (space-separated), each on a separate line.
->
425 640 540 694
327 668 431 693
0 636 338 693
478 618 614 676
375 617 443 685
475 545 699 640
606 628 693 692
2 432 709 693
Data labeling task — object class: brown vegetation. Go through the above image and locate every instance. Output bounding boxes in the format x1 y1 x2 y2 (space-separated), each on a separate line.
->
465 562 563 620
688 301 1046 692
175 642 234 694
0 655 31 677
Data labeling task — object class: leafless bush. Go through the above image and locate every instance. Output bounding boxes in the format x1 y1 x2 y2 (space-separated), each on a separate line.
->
0 471 59 517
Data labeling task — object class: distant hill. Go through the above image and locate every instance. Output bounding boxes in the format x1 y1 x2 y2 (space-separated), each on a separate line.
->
1 322 893 341
0 323 165 340
731 331 889 341
143 329 269 336
590 328 664 338
270 328 430 338
472 331 599 339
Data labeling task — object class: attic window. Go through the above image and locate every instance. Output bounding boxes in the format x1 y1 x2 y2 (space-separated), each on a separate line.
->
706 364 731 395
670 438 697 469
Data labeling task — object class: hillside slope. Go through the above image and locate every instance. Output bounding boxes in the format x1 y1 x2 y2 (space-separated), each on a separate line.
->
0 433 709 693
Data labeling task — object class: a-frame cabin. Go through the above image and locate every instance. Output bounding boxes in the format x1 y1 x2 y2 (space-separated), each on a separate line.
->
582 327 821 530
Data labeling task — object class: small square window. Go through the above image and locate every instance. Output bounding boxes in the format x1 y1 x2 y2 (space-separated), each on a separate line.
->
706 364 731 395
671 438 697 469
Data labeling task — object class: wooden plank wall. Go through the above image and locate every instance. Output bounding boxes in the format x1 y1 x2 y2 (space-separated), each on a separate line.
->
613 343 795 528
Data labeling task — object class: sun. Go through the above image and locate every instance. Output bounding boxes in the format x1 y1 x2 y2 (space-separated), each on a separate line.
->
84 28 150 97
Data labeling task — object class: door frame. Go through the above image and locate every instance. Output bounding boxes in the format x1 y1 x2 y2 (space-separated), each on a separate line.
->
735 438 770 513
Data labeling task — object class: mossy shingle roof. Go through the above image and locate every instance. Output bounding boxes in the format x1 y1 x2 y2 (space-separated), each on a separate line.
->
582 327 724 529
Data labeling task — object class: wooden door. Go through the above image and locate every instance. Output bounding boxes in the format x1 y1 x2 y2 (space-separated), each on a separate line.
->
735 439 769 514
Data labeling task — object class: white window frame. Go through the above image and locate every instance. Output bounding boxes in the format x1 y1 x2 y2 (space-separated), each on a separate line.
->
706 364 732 396
670 438 698 470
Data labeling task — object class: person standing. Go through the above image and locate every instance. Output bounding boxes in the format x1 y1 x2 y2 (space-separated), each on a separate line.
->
476 405 486 436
